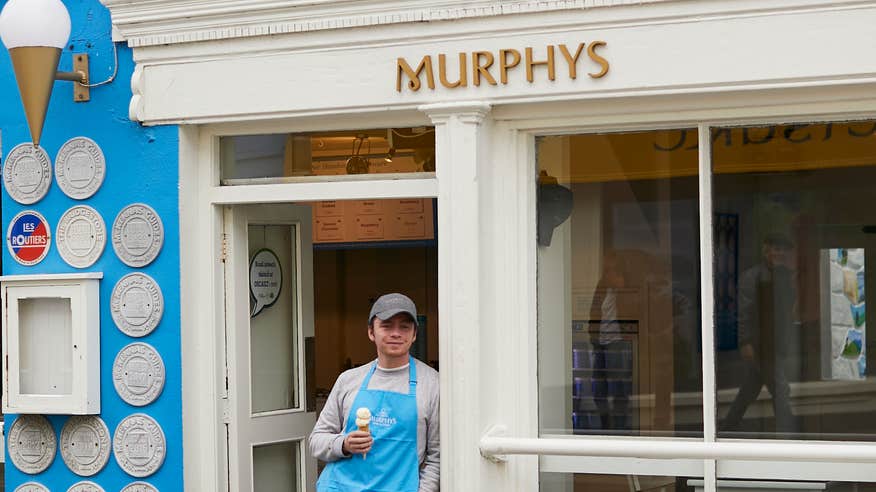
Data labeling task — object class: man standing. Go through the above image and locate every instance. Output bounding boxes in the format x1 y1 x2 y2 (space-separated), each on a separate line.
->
310 293 440 492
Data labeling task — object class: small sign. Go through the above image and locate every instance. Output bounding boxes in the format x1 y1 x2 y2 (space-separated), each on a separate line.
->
6 211 51 266
61 416 111 476
111 273 164 337
57 205 107 268
250 249 282 317
55 137 106 200
14 483 50 492
113 343 166 407
68 482 105 492
120 483 158 492
113 414 166 478
8 415 56 474
112 204 164 267
3 143 51 205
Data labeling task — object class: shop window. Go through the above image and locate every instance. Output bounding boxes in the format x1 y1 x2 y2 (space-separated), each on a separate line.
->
536 129 704 438
713 122 876 441
219 127 435 183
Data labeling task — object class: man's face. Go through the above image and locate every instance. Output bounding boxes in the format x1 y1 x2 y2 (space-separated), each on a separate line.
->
368 313 417 360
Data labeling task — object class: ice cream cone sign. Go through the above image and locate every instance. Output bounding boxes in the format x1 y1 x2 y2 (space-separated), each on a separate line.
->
355 407 372 460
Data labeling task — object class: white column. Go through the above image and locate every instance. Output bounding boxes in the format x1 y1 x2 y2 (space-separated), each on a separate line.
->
421 101 492 492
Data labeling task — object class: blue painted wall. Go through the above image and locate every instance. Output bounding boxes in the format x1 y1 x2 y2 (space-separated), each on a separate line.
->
0 1 181 490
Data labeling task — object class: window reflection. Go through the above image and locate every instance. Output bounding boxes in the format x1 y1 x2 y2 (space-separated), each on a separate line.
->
713 122 876 440
537 130 703 437
220 127 436 183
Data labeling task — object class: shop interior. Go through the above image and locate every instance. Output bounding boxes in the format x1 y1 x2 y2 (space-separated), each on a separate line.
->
222 128 439 415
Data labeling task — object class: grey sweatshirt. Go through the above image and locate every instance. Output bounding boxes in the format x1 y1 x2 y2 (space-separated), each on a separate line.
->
309 358 440 492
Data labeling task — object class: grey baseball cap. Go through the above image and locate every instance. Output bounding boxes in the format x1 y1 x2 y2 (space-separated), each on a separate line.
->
369 293 419 327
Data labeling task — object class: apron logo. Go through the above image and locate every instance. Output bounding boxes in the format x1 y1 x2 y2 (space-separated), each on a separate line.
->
371 409 397 428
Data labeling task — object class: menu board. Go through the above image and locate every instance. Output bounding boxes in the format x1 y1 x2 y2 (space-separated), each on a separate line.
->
313 199 435 244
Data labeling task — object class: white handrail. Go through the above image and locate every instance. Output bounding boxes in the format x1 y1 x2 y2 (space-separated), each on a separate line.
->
479 429 876 463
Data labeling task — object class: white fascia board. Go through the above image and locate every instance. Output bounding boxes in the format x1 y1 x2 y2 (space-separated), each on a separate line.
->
100 0 673 47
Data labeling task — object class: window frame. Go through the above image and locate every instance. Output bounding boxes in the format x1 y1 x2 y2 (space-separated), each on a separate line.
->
520 112 876 485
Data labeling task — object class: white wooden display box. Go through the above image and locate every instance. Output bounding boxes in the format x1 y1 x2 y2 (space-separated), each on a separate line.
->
1 273 102 414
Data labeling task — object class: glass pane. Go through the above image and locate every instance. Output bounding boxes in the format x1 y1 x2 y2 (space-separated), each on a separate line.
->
249 224 300 413
253 440 300 492
710 480 876 491
220 127 435 183
19 298 72 395
540 473 696 491
713 122 876 440
537 129 703 438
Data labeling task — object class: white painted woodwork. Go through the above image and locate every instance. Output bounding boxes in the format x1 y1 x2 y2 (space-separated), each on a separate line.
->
107 1 876 125
225 204 316 492
422 101 492 491
149 0 876 490
0 273 102 414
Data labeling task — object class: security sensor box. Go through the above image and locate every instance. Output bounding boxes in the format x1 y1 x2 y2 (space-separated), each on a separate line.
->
1 273 102 414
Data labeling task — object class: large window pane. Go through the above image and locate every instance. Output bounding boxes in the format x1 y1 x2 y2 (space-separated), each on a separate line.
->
537 129 703 438
713 122 876 440
220 127 435 183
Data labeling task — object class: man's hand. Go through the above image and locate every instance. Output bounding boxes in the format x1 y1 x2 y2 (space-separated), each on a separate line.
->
342 430 373 456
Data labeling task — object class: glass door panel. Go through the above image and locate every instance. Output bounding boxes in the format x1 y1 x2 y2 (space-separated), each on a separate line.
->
253 440 300 492
248 224 300 414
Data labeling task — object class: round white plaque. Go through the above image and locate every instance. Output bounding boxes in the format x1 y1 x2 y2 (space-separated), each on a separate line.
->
8 415 56 474
112 204 164 267
121 483 159 492
68 481 106 492
55 137 106 200
57 205 107 268
3 143 52 204
113 414 166 477
111 273 164 337
14 483 49 492
60 416 111 476
113 343 166 406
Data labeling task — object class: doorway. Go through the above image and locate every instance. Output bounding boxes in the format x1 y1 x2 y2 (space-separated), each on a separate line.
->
223 198 438 492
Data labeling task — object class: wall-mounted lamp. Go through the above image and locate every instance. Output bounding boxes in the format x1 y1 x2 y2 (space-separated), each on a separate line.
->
0 0 90 146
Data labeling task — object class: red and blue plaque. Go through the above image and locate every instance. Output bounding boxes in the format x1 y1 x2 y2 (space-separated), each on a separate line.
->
6 211 51 266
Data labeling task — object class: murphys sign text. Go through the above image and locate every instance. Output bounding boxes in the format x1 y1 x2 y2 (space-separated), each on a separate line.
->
397 42 609 92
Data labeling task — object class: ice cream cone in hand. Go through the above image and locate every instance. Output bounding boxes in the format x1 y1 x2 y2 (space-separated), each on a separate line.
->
355 407 372 459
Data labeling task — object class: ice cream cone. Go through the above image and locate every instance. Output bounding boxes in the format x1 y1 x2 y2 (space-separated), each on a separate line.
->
358 424 370 459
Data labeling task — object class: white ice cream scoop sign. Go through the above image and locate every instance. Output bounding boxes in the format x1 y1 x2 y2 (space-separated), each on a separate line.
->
249 249 282 317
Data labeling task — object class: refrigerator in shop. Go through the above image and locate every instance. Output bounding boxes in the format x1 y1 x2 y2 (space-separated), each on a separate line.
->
571 319 639 434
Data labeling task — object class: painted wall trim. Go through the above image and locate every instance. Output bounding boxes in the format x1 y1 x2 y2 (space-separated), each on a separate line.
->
100 0 671 47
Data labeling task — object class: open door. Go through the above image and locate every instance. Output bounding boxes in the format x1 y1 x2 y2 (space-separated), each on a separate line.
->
225 204 317 492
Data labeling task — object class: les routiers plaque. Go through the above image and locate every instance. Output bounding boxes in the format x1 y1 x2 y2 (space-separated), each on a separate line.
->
313 198 434 244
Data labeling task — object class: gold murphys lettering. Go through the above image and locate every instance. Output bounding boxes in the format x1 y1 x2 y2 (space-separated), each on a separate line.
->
396 42 610 91
499 49 521 84
439 53 468 88
587 41 609 78
472 51 497 86
558 43 586 80
526 45 556 82
397 56 435 92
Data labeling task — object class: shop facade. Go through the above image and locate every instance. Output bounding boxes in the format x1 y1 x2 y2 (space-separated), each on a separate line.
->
3 0 876 490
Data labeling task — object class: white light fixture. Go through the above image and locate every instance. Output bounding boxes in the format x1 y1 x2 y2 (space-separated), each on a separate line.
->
0 0 90 146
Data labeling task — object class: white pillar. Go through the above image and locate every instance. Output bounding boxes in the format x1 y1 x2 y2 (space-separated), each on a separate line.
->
421 101 492 491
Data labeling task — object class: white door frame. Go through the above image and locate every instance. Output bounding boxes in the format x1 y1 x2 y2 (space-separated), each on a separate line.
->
179 113 439 492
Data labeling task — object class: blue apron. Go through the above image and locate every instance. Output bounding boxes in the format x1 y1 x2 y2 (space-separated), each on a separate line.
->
317 358 420 492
